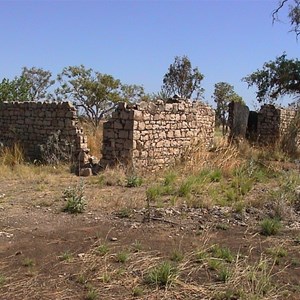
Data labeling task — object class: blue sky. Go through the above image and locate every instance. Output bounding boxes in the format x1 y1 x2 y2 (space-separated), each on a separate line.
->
0 0 299 108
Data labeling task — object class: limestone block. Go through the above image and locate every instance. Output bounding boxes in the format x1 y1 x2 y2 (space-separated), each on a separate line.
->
138 122 146 130
167 131 174 138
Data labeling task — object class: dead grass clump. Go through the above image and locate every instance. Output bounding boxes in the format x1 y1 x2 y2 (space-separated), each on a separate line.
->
81 120 103 158
96 165 127 187
0 143 24 167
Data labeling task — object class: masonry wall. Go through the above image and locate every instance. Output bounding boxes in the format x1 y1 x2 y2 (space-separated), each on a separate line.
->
0 101 87 161
257 104 300 153
101 99 215 171
229 102 299 153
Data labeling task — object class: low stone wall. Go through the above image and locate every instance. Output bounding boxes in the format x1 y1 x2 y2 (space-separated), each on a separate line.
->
229 102 299 153
101 99 215 172
0 101 87 162
258 105 300 153
256 104 281 144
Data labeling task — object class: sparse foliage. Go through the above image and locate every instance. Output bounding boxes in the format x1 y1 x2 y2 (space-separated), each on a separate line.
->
0 76 31 102
161 55 204 99
145 261 178 287
38 130 74 164
0 67 54 102
260 218 282 236
212 82 244 135
63 182 86 214
56 65 145 127
243 54 300 105
21 67 55 101
273 0 300 37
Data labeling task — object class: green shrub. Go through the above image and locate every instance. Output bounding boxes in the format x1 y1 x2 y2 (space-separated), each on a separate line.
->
145 261 177 287
218 265 232 282
63 182 86 214
85 285 98 300
96 244 109 256
126 175 143 187
260 218 282 236
170 249 184 262
22 258 34 267
59 251 73 262
116 207 132 218
210 244 234 263
209 169 222 182
178 179 194 197
116 251 129 263
146 185 163 202
164 171 177 186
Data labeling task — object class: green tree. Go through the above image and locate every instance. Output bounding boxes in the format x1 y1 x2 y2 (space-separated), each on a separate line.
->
243 54 300 105
21 67 55 101
0 67 55 102
212 82 244 136
161 55 204 99
56 65 145 127
273 0 300 37
121 84 145 103
0 76 31 102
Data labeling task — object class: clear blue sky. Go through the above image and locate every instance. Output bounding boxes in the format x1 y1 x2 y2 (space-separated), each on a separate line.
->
0 0 299 108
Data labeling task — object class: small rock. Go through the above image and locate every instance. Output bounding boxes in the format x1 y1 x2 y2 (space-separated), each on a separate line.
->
79 168 93 177
110 237 118 242
78 253 85 259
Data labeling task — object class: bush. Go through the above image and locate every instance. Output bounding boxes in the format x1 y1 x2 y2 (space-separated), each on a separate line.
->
260 218 282 236
63 182 86 214
126 175 143 187
38 130 74 164
145 261 177 287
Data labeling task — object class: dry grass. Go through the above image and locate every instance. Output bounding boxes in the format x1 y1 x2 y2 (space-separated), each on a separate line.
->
81 120 103 158
1 232 286 300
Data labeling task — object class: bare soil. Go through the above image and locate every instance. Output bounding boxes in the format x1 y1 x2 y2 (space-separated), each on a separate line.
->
0 165 300 300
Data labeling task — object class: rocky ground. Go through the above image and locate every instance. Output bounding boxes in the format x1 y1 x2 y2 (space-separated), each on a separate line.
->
0 163 300 300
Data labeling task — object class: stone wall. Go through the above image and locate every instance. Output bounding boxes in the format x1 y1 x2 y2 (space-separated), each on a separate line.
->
258 104 300 153
0 101 87 161
101 99 215 172
229 102 299 153
228 101 250 140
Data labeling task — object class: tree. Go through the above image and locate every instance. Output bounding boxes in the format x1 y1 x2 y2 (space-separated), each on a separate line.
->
161 55 204 99
273 0 300 37
56 65 145 127
243 54 300 105
21 67 55 101
121 84 145 103
0 76 31 102
212 82 244 135
0 67 55 102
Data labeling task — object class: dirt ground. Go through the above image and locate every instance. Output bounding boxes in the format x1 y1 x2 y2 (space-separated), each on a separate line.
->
0 165 300 300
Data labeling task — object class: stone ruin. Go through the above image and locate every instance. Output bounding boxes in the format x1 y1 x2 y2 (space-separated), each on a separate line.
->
0 99 216 174
0 101 88 163
1 99 296 176
100 98 215 172
228 101 300 154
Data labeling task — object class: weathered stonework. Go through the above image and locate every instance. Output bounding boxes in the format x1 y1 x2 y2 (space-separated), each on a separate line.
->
0 101 87 161
257 105 300 153
229 102 299 154
228 101 250 140
101 99 215 172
